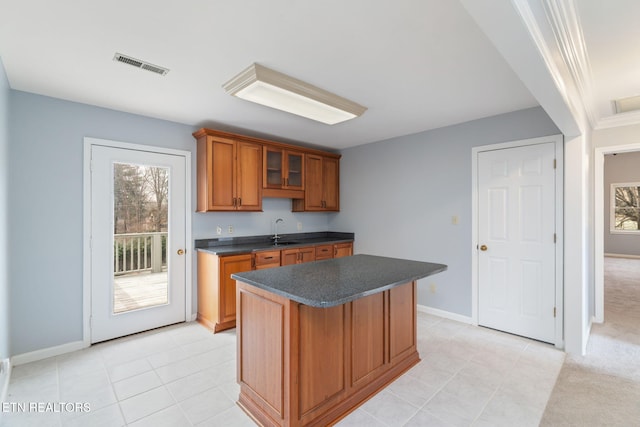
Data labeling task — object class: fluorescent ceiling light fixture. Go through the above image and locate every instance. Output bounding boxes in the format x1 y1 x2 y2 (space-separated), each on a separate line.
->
223 63 367 125
614 95 640 114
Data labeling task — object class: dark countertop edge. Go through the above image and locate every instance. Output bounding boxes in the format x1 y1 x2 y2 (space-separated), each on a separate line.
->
195 232 354 255
232 262 448 308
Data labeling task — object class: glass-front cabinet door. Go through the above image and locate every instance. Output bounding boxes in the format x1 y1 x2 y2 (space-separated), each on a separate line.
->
263 146 304 191
265 148 283 188
285 151 303 190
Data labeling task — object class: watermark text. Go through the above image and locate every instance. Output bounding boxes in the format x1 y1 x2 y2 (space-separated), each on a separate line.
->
2 402 90 413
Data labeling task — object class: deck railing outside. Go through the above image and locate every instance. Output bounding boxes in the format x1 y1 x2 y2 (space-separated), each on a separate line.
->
114 232 167 275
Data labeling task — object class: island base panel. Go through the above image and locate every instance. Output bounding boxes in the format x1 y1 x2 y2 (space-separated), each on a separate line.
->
236 280 419 427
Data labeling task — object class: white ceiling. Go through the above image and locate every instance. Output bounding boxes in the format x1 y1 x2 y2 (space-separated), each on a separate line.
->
0 1 637 150
575 0 640 127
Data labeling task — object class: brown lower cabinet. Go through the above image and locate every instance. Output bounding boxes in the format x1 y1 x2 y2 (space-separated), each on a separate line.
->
197 252 252 333
197 241 353 333
334 242 353 258
315 244 333 260
236 280 418 427
281 246 316 265
254 250 281 269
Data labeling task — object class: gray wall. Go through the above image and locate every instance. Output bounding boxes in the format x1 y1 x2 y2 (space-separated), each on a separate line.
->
604 151 640 256
329 107 559 316
0 58 10 360
9 91 331 356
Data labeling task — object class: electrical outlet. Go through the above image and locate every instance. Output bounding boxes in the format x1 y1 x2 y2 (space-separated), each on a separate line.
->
216 226 222 235
228 225 233 234
429 283 437 294
297 222 303 231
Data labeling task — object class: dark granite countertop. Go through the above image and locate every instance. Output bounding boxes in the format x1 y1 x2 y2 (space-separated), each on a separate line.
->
195 232 354 256
232 254 447 307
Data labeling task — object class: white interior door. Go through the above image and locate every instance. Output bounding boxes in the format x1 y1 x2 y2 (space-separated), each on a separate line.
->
90 144 187 343
477 142 556 343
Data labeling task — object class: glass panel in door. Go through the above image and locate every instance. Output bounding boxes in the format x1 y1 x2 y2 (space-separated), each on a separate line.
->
286 152 303 189
265 149 282 187
113 163 169 314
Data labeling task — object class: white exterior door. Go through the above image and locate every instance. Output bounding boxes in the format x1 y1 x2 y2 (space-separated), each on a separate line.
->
90 144 187 343
477 142 556 343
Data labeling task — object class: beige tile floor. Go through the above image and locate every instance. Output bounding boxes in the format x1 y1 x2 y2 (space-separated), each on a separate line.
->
1 313 565 426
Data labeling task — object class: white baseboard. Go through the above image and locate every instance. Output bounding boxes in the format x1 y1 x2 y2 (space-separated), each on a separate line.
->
604 253 640 259
417 304 474 325
0 358 10 403
11 340 87 367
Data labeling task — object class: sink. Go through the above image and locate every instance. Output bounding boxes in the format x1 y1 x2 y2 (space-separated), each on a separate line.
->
273 241 300 246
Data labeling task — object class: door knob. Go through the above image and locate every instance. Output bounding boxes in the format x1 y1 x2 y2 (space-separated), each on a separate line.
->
177 249 185 255
480 245 488 251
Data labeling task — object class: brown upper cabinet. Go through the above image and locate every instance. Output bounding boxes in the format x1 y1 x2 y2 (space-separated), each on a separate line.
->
262 146 305 199
293 154 340 212
193 128 340 212
194 130 262 212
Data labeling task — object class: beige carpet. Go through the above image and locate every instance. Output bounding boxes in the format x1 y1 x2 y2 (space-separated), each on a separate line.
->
540 257 640 426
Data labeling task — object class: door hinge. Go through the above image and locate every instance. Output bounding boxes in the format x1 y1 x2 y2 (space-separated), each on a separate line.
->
553 307 556 318
554 233 557 243
553 159 557 169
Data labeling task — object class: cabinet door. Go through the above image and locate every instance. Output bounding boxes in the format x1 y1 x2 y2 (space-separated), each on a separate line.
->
302 154 339 211
299 247 316 264
220 254 253 324
281 249 299 266
284 151 304 190
334 242 353 258
281 247 316 265
304 154 324 210
208 137 236 211
236 142 262 211
264 147 283 189
322 157 339 211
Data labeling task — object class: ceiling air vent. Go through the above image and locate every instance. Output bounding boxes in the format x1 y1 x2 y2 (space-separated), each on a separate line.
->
113 53 169 76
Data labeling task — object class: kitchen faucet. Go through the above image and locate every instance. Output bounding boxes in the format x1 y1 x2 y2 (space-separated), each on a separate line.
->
272 218 284 244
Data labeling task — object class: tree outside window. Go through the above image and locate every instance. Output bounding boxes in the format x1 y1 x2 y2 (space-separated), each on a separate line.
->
114 163 169 234
611 183 640 232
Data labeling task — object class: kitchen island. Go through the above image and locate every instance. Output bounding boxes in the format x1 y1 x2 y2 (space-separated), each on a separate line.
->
232 254 447 427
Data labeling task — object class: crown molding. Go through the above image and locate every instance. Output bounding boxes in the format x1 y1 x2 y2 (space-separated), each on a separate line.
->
530 0 640 131
512 0 589 130
541 0 598 128
594 111 640 130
